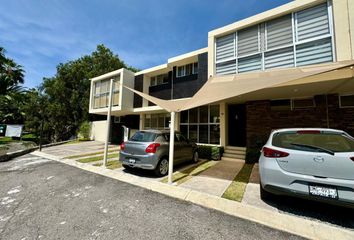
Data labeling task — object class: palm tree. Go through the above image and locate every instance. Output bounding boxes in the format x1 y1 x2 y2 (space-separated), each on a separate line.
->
0 47 25 95
0 47 26 123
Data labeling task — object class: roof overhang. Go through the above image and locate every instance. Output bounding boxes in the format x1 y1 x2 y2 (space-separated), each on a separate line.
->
208 0 325 38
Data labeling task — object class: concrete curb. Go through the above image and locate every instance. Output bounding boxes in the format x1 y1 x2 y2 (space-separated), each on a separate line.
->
32 151 354 240
0 139 77 162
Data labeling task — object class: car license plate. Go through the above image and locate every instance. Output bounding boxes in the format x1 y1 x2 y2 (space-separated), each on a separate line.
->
309 185 338 199
128 158 136 164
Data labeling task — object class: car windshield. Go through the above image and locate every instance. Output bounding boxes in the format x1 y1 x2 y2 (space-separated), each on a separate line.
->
130 131 158 142
272 132 354 153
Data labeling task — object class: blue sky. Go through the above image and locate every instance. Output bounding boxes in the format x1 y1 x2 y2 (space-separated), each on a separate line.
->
0 0 291 88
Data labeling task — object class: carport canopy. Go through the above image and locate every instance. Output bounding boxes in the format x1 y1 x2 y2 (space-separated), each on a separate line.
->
123 60 354 184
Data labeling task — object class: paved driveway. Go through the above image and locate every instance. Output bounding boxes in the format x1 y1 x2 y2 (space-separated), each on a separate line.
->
0 154 303 240
41 141 118 158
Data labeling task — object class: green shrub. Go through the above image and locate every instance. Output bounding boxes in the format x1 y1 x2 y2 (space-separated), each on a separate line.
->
78 121 91 140
245 148 261 164
22 133 38 142
197 145 224 160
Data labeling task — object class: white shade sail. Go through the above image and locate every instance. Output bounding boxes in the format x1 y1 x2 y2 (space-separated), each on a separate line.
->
124 60 354 112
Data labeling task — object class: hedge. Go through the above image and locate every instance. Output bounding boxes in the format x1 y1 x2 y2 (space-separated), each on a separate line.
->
197 145 224 160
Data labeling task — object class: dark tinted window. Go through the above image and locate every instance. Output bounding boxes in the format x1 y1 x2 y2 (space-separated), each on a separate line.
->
271 99 291 110
340 95 354 107
130 131 157 142
273 132 354 152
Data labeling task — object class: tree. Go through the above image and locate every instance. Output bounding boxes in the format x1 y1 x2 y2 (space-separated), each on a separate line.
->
0 47 26 124
0 47 25 95
40 44 138 141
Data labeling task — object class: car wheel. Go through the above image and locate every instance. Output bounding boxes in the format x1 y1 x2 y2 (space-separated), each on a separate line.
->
260 183 272 201
154 158 169 177
192 151 199 163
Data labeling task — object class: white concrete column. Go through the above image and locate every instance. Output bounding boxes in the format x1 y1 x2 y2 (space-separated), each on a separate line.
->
103 79 114 167
220 102 227 147
174 112 180 131
139 113 144 130
168 111 175 185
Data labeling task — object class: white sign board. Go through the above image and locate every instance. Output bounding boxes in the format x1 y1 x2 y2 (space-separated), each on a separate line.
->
5 124 23 138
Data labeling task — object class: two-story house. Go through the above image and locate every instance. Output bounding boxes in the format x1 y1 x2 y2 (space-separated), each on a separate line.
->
89 0 354 161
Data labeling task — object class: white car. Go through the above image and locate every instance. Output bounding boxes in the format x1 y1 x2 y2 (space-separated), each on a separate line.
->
259 128 354 208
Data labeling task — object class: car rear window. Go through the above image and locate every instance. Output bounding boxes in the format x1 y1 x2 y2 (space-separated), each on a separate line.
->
130 131 158 142
272 132 354 153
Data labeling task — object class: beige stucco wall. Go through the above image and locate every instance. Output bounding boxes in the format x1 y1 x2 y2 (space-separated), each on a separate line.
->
349 0 354 59
219 102 226 146
90 120 107 142
332 0 353 61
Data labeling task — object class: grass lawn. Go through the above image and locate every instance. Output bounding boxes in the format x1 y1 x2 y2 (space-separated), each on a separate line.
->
67 149 118 159
0 137 14 145
222 163 255 202
64 139 92 145
160 160 218 185
93 160 122 170
77 153 119 163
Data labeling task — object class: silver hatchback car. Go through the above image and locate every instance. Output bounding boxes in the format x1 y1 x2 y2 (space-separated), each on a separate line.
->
259 128 354 208
119 130 198 176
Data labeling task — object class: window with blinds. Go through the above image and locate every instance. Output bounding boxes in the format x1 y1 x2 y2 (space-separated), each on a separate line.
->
237 25 259 57
215 33 235 62
265 47 294 69
266 14 293 50
296 3 330 42
214 1 334 75
93 79 120 109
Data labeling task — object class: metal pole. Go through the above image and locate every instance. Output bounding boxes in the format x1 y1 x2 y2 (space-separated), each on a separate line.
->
168 111 175 184
39 119 44 151
103 79 114 167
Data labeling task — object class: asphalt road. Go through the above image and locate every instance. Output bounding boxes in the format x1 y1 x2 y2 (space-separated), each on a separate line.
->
0 154 304 240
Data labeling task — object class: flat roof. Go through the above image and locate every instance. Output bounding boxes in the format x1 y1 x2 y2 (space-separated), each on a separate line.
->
208 0 325 38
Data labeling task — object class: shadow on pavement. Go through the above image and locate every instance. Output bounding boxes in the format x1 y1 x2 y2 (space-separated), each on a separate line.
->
263 194 354 230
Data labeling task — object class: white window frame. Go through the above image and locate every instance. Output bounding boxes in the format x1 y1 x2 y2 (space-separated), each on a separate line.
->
214 0 335 75
291 97 315 109
339 94 354 108
150 74 168 86
177 62 198 78
176 65 186 78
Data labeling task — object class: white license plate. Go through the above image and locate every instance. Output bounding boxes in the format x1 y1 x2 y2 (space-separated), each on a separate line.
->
128 159 136 164
309 185 338 199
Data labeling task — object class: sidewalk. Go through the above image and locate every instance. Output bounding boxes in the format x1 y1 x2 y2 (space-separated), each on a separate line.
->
180 159 244 196
41 141 118 158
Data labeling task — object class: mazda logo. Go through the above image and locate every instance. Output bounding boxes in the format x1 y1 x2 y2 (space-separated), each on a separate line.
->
313 156 325 163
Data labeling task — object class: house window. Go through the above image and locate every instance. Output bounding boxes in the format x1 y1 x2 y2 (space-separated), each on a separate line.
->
176 62 198 77
292 98 315 109
144 113 170 129
93 78 119 109
270 99 291 111
339 94 354 108
180 105 220 144
215 3 334 75
177 66 185 77
193 62 198 74
150 74 169 86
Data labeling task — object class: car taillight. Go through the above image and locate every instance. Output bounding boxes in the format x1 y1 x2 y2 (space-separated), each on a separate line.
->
120 142 126 151
263 147 289 158
350 157 354 162
145 143 160 153
297 130 320 134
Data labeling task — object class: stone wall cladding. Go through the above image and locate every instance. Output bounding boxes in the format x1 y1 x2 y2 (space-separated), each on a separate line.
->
246 94 354 151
